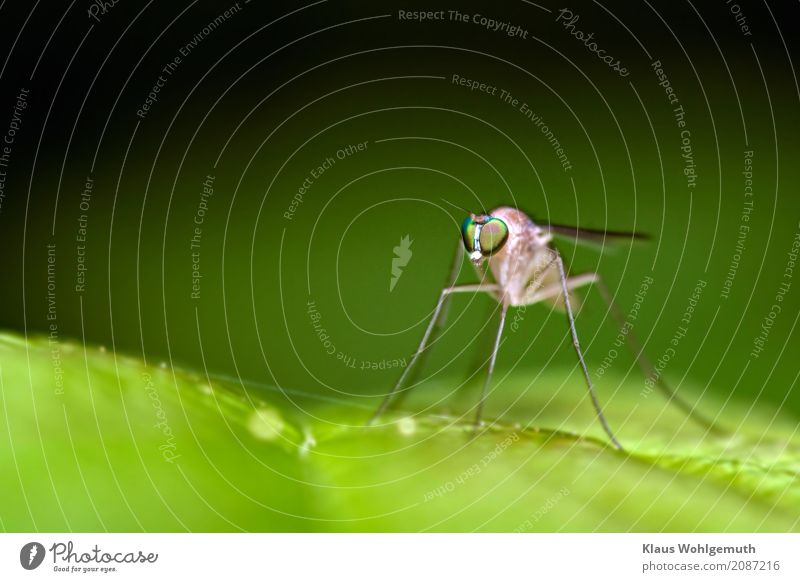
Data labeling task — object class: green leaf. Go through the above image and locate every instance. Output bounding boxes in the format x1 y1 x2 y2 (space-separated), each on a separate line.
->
1 332 797 532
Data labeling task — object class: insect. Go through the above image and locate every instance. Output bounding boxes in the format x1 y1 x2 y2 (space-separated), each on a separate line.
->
368 205 716 449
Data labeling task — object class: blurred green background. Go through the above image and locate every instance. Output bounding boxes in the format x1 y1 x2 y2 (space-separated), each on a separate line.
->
0 0 798 531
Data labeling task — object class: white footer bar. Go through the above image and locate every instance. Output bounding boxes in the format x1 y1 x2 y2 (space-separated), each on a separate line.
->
1 533 796 581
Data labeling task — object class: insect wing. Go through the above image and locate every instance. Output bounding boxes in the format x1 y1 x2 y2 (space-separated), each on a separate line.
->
545 222 650 249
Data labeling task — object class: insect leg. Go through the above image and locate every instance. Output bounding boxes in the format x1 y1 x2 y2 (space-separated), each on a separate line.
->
397 242 491 402
474 300 509 430
592 277 721 434
367 282 500 426
435 239 470 332
554 251 623 450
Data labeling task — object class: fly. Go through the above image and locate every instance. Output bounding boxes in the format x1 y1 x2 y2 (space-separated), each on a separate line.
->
368 205 717 450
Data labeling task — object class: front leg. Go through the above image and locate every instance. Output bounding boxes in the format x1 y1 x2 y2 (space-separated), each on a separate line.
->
367 282 501 426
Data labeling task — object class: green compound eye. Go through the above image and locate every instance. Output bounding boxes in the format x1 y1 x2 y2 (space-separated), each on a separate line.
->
461 216 478 252
479 218 509 253
461 216 509 258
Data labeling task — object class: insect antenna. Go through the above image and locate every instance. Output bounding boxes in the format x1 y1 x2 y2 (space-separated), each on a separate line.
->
440 198 488 216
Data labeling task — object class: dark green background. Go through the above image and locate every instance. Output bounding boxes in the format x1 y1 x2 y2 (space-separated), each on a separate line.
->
0 0 798 531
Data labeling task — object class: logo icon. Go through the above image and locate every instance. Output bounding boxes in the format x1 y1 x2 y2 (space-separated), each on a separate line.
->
20 542 45 570
390 235 413 292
